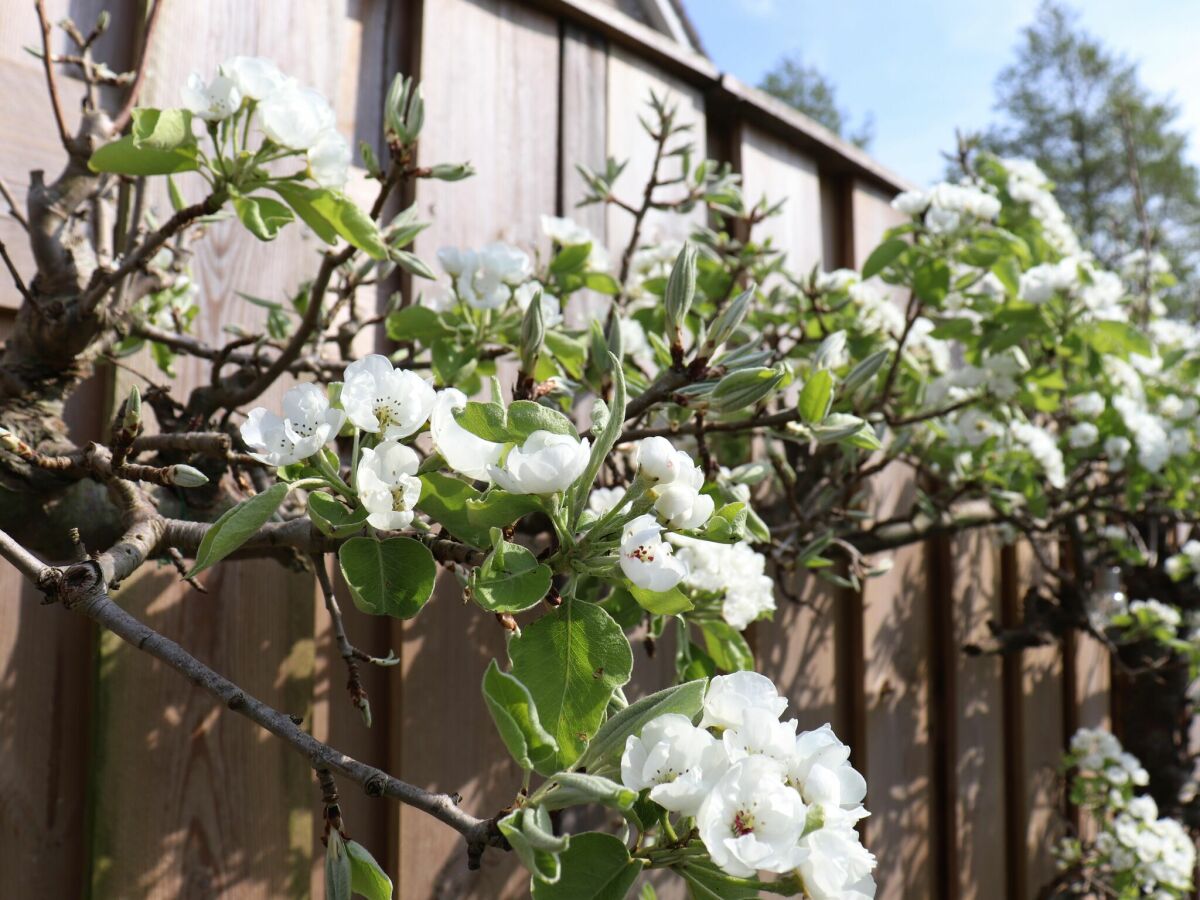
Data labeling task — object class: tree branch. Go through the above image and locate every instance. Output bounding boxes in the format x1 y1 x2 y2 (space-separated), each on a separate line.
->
34 0 73 151
111 0 165 134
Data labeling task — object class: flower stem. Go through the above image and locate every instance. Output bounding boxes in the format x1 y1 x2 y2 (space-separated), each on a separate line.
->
313 451 355 500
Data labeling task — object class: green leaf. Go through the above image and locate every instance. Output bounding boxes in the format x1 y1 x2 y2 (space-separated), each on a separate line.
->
232 194 294 241
131 108 195 151
188 482 288 576
271 184 387 258
431 338 477 385
89 135 200 175
530 832 643 900
270 182 338 245
470 536 552 613
307 188 389 259
390 247 435 280
628 584 693 615
575 680 706 774
842 349 889 392
700 502 748 543
338 537 436 619
797 368 835 424
466 490 544 530
307 492 368 538
386 305 454 345
507 400 578 440
345 840 393 900
325 832 353 900
583 272 621 295
500 809 564 884
700 620 754 672
509 598 633 770
454 400 511 442
544 331 588 379
861 237 907 280
416 472 491 548
550 242 592 274
482 660 559 772
675 860 761 899
535 773 636 812
1079 320 1152 359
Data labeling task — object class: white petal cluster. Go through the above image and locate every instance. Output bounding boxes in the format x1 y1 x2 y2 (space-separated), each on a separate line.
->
182 58 351 188
342 354 436 440
1019 258 1079 304
619 514 688 592
437 243 532 310
620 673 875 893
586 486 626 517
672 536 777 631
1126 598 1183 631
1011 421 1067 488
635 437 714 531
489 430 590 495
1001 157 1081 256
181 71 241 122
891 182 1001 233
1071 391 1105 417
1112 395 1171 473
1164 540 1200 587
1066 422 1099 449
240 383 344 466
355 440 422 530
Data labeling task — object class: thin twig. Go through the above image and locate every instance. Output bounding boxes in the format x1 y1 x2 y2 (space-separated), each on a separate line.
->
34 0 73 150
111 0 165 133
0 240 31 300
0 176 29 231
312 553 371 726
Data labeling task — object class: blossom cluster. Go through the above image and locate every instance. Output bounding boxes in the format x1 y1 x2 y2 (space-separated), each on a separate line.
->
182 57 351 189
1056 729 1194 898
239 353 595 530
672 536 777 630
620 672 875 898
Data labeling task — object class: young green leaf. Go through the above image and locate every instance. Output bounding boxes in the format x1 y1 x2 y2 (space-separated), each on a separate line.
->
188 482 288 577
628 584 693 615
861 236 907 280
89 135 200 176
338 537 437 618
232 194 294 241
797 368 835 424
482 660 559 772
574 679 706 774
307 492 368 538
131 108 195 151
530 832 644 900
509 598 633 770
345 840 393 900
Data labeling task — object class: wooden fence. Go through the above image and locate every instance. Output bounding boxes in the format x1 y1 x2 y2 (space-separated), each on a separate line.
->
0 0 1115 897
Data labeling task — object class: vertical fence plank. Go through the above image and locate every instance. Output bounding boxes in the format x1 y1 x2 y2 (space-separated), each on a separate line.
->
402 2 560 897
952 532 1009 900
88 4 373 897
737 125 824 272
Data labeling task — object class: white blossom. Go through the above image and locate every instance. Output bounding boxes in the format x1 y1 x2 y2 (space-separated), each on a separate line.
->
797 823 878 900
429 388 503 481
1067 422 1099 449
355 439 422 531
307 129 351 189
587 486 626 517
700 671 788 731
1019 258 1078 304
789 724 868 819
672 537 776 630
620 713 729 816
514 281 563 328
181 71 241 122
220 56 286 101
239 383 344 466
259 82 334 150
1012 421 1066 488
696 755 808 877
488 430 590 495
1071 392 1105 417
722 708 798 764
341 354 436 439
619 514 687 592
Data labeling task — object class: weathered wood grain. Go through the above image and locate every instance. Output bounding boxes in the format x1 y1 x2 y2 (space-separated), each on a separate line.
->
737 125 824 273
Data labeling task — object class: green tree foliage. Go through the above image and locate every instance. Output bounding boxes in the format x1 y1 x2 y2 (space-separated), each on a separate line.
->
976 1 1200 306
758 54 874 148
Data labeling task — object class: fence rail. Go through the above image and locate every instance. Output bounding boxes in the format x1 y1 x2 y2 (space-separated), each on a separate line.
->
0 1 1111 898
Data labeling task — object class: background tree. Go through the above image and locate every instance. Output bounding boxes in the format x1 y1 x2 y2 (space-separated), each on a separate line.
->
976 0 1200 308
758 53 874 148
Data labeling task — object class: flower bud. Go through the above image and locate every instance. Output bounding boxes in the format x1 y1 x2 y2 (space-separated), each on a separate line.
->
428 162 475 182
664 242 698 342
519 286 545 373
709 365 786 412
122 386 142 434
170 464 210 488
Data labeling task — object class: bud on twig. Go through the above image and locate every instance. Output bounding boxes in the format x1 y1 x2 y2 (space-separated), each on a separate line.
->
519 287 545 374
122 386 142 435
427 162 475 182
707 284 755 352
385 74 424 146
664 242 698 358
169 464 210 488
709 364 787 412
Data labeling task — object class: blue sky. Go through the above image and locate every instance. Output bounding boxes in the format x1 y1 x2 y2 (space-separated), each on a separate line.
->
685 0 1200 187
